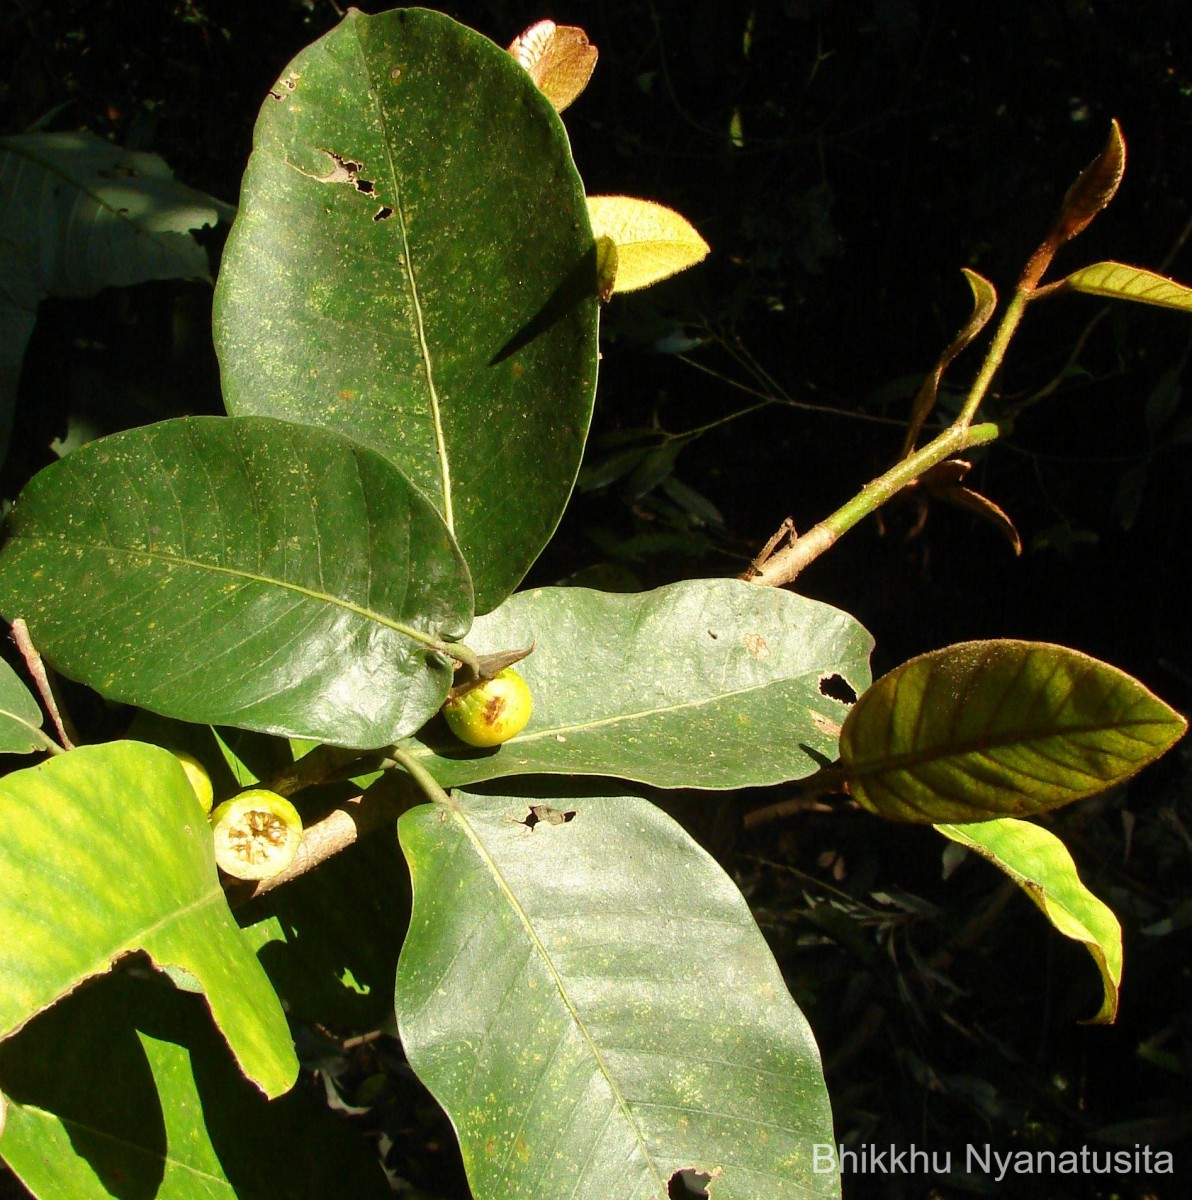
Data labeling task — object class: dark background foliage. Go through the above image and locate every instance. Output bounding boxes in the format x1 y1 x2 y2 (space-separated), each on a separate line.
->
3 2 1191 1197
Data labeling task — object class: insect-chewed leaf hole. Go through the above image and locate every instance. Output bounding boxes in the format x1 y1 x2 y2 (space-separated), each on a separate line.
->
819 672 858 704
519 804 576 830
669 1168 713 1198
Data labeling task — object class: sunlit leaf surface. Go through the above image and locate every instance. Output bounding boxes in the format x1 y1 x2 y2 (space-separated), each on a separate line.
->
0 742 296 1097
0 416 472 747
841 640 1186 823
397 790 839 1200
215 8 599 612
401 579 872 789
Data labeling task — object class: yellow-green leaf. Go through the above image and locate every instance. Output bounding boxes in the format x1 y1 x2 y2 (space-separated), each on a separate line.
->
587 195 710 293
1063 262 1192 312
936 818 1122 1023
0 741 297 1098
840 640 1186 823
508 20 598 113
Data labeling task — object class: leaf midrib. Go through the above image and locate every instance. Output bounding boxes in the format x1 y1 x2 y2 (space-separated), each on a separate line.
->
453 807 670 1198
15 534 444 653
351 16 454 532
406 667 858 761
12 1103 231 1188
846 715 1172 779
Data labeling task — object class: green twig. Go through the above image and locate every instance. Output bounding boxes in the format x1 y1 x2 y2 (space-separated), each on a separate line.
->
957 289 1032 428
261 742 385 798
10 618 77 750
747 420 1001 586
390 746 455 808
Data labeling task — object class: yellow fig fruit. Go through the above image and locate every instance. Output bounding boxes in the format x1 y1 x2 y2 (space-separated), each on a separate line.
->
442 668 533 748
174 750 214 815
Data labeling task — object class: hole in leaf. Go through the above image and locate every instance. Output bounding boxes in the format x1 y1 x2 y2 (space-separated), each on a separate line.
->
268 74 298 100
373 206 393 221
669 1169 713 1198
819 673 857 704
520 804 576 830
354 178 375 195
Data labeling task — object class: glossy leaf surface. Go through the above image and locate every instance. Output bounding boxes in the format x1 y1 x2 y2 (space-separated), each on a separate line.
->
396 790 838 1200
400 579 873 789
0 416 472 747
0 742 296 1098
215 8 599 612
0 658 49 755
937 818 1122 1022
841 640 1186 823
1063 261 1192 312
587 195 710 293
0 973 387 1199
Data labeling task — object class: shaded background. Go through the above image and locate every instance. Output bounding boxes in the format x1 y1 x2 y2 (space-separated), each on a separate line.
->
3 2 1191 1197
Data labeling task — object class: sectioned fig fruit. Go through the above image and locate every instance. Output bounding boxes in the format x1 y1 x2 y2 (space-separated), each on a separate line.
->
442 667 533 747
209 789 302 881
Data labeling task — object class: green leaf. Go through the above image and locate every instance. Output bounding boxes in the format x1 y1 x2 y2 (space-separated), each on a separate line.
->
399 579 873 790
0 416 473 748
936 818 1122 1023
0 658 51 756
1063 261 1192 312
396 790 838 1200
214 8 600 613
0 973 389 1199
0 741 296 1098
840 640 1187 823
0 132 226 461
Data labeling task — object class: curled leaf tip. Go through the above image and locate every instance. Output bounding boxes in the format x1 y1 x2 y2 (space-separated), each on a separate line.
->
1055 119 1127 245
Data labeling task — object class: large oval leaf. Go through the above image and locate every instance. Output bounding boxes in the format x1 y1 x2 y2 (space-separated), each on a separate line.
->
399 579 873 789
0 973 388 1199
214 8 600 613
0 742 296 1098
840 640 1187 823
0 416 472 747
936 818 1122 1023
396 789 838 1200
